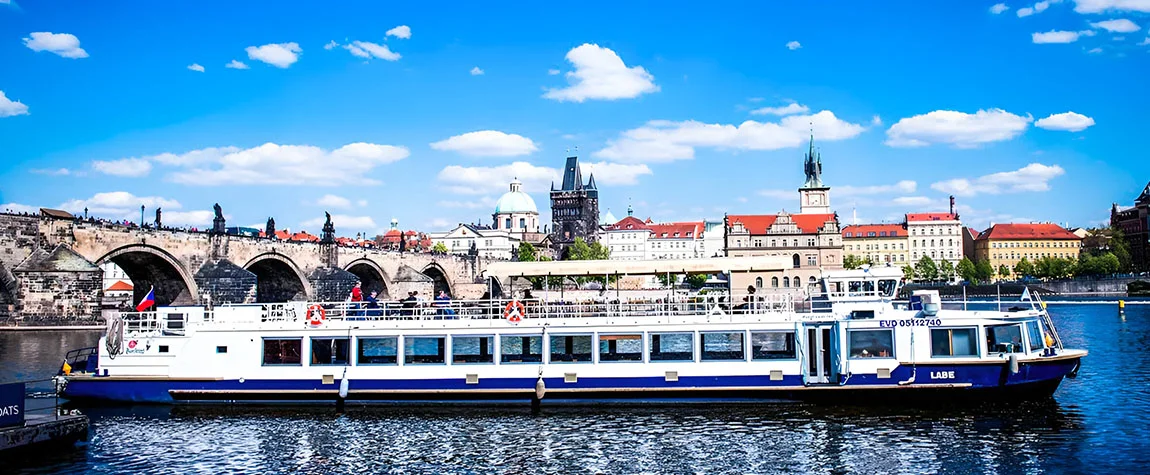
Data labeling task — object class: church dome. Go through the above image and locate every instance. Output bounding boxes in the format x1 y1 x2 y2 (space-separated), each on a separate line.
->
494 178 538 214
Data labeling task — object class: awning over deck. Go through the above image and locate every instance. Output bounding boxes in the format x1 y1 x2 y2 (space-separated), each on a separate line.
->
482 256 790 278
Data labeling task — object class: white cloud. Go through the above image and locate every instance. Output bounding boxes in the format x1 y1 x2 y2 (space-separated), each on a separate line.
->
547 69 560 75
1 203 40 214
438 162 559 195
595 110 865 162
990 3 1010 13
344 41 400 61
245 42 302 68
579 162 653 186
30 168 74 176
470 66 484 75
225 60 249 69
1074 0 1150 13
143 142 408 186
543 43 658 102
386 25 412 39
187 63 205 72
749 102 809 116
317 194 352 209
430 130 539 157
891 196 935 207
1035 111 1096 131
58 192 181 218
1088 46 1105 53
324 40 339 50
0 91 29 118
357 200 368 207
92 158 153 177
1018 0 1058 16
438 197 497 210
1091 18 1141 32
427 218 453 229
871 115 883 126
22 32 88 59
303 214 377 230
885 109 1032 148
1032 30 1084 43
1018 6 1035 16
1140 36 1150 44
837 180 917 196
162 210 217 227
930 163 1065 197
786 41 802 50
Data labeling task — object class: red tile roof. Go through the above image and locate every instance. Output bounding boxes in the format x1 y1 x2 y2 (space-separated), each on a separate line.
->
842 224 906 238
976 223 1080 241
965 227 980 240
906 212 959 222
728 214 835 234
106 280 133 291
606 216 650 231
289 231 319 242
649 222 703 239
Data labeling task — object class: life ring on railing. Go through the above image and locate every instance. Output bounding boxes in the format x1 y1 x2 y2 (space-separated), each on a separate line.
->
307 304 326 326
504 300 526 322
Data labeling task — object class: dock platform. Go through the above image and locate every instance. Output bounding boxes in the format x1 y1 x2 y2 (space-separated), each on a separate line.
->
0 413 89 454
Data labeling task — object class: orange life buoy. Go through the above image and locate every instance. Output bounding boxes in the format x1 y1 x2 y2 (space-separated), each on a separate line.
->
307 304 326 326
503 300 526 322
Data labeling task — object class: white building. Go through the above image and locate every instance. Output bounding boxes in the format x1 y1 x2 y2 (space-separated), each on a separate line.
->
430 178 551 260
702 220 724 258
602 206 706 261
429 224 521 260
906 211 964 268
492 178 540 234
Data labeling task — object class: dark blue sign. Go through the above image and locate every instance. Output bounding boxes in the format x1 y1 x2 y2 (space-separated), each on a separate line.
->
0 382 25 428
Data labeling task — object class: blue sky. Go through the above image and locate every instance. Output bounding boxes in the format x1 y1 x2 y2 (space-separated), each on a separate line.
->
1 0 1148 236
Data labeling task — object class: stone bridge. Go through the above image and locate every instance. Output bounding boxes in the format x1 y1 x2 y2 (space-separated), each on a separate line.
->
0 211 495 322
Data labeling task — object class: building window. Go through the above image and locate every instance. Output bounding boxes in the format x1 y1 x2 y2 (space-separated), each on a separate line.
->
792 254 800 268
262 338 302 366
649 333 694 361
405 336 447 364
755 277 763 289
519 218 526 229
357 337 398 365
549 334 593 362
783 276 790 287
807 255 817 266
771 276 779 288
505 218 511 229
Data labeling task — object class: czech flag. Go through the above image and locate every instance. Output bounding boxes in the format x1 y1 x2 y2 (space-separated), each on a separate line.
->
136 286 156 312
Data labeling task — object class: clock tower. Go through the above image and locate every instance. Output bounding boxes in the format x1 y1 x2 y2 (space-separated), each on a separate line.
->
798 133 831 214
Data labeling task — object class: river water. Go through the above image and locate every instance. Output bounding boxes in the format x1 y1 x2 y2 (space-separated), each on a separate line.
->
1 303 1148 474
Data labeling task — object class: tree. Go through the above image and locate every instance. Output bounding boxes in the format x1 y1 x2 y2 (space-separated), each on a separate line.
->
517 242 537 262
956 257 977 283
527 256 566 289
915 256 939 282
1013 258 1035 278
432 241 448 254
974 259 994 283
1108 226 1133 272
901 265 915 282
565 238 610 261
684 274 708 289
938 260 955 282
1034 256 1075 280
843 254 862 270
998 264 1010 280
1075 252 1121 277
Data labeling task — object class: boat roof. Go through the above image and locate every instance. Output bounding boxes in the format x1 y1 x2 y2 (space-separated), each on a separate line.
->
483 256 790 278
821 266 904 279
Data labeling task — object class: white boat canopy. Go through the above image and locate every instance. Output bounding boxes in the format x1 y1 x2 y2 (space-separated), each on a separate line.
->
482 256 791 279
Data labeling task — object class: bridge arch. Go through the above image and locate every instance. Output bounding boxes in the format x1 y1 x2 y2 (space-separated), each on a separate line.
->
421 263 454 297
97 244 199 307
345 258 392 299
244 252 313 303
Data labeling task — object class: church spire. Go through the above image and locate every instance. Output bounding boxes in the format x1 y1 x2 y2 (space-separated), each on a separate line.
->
801 127 824 189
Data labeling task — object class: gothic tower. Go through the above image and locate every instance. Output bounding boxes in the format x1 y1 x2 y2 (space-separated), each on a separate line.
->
550 155 600 257
798 134 831 214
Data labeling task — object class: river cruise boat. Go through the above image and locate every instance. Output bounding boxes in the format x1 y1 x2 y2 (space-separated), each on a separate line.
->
57 256 1085 405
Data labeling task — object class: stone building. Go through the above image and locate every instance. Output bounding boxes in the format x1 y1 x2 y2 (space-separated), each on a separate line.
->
906 210 964 269
841 224 909 265
1111 182 1150 272
724 135 843 294
492 178 550 251
14 244 102 322
550 155 599 258
973 223 1082 278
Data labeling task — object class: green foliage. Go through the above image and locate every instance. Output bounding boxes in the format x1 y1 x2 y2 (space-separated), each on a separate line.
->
1033 256 1076 279
956 257 977 283
1075 252 1120 276
843 254 862 270
937 259 955 281
432 241 448 254
684 274 709 289
1013 258 1035 278
527 255 566 289
901 264 915 281
1108 226 1132 272
517 242 537 262
974 259 994 283
565 237 610 261
998 264 1010 278
914 256 939 282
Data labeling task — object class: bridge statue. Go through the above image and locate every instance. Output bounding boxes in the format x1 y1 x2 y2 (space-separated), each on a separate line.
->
266 217 276 240
321 212 335 244
211 203 226 235
155 208 162 229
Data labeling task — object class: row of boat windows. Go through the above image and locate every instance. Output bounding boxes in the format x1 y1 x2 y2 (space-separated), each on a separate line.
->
254 322 1046 366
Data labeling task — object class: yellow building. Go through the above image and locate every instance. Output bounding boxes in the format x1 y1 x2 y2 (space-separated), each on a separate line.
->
841 224 909 265
974 223 1082 277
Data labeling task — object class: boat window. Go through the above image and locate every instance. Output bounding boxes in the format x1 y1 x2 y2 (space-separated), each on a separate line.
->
310 337 350 365
701 332 745 361
1026 321 1044 351
357 337 398 365
850 310 875 320
452 336 494 364
930 328 978 357
751 331 796 360
878 279 898 297
986 324 1024 354
405 336 446 365
262 338 302 365
599 334 643 362
216 346 227 354
848 330 894 358
549 335 593 363
649 333 693 361
501 335 543 363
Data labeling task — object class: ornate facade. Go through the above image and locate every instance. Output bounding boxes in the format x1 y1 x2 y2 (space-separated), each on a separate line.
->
550 155 599 257
1111 181 1150 272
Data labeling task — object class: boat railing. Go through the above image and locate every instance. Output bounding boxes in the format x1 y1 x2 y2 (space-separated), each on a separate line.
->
119 311 161 334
